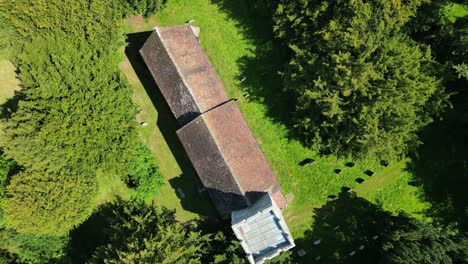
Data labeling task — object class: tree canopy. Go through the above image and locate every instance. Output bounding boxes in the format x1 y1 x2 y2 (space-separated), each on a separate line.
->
0 0 137 236
0 229 69 264
91 200 210 264
3 172 96 236
380 212 468 263
300 193 468 263
274 0 448 160
125 143 164 201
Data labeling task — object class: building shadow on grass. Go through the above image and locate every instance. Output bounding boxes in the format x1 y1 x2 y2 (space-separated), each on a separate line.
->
124 31 217 218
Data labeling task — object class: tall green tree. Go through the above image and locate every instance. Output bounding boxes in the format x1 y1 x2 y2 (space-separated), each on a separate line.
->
0 229 68 264
91 200 210 264
0 0 137 236
121 0 167 18
275 0 448 160
3 171 96 236
410 1 468 82
300 193 468 263
380 212 468 263
0 155 16 198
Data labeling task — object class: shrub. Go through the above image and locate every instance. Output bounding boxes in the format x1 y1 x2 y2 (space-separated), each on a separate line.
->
126 143 164 201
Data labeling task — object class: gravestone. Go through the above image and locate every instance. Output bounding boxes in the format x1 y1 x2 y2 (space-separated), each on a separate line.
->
176 188 185 199
299 158 315 166
380 160 389 167
341 186 352 193
355 178 365 184
297 249 306 257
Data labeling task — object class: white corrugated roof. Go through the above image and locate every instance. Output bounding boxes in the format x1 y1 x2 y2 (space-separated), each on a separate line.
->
232 194 295 264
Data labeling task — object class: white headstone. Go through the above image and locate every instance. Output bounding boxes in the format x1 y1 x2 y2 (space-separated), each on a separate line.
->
176 188 185 199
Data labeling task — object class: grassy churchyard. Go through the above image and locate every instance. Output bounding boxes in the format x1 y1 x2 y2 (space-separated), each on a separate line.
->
0 0 430 241
0 0 434 261
119 0 429 239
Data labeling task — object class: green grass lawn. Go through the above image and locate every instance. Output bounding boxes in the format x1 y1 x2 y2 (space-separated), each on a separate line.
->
0 60 20 104
120 0 429 237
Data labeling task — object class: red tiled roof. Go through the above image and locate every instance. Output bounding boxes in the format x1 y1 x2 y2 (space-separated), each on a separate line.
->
140 25 228 124
140 25 287 218
203 101 280 195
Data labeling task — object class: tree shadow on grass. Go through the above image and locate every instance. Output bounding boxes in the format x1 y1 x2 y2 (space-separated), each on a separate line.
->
124 31 217 218
406 110 468 233
294 192 392 263
405 80 468 233
68 202 115 264
0 90 24 119
211 0 295 132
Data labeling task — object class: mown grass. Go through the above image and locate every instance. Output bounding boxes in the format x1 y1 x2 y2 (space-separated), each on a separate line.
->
119 27 216 221
0 60 20 104
121 0 428 238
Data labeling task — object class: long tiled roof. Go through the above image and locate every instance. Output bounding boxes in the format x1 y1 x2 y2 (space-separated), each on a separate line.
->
140 25 286 218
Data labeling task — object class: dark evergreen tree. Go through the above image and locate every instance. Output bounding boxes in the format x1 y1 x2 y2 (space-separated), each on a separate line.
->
91 200 210 264
275 0 448 160
0 0 137 236
299 193 468 263
121 0 167 17
380 212 468 263
0 229 68 264
3 172 96 236
0 155 16 198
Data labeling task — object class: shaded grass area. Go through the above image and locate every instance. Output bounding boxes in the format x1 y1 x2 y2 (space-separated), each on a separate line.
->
355 160 429 218
294 193 389 263
120 0 427 238
95 169 134 205
408 109 468 232
120 30 217 221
